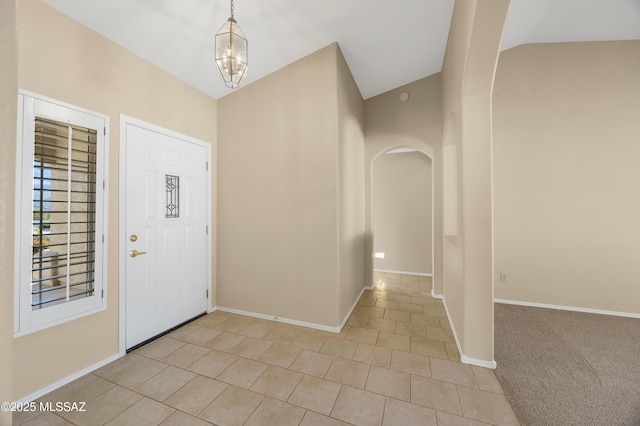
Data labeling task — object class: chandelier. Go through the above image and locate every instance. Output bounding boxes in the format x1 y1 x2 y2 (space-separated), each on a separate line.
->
215 0 248 89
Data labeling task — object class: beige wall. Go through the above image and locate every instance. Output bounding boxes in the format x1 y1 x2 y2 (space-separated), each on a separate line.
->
14 0 217 399
494 41 640 315
217 43 364 327
336 47 366 320
364 75 443 287
373 152 432 274
441 0 510 365
0 0 18 423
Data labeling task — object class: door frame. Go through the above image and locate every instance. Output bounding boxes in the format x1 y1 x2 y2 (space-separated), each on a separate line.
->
117 114 214 355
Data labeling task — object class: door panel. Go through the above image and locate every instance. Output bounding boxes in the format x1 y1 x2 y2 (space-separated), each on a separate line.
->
125 123 208 349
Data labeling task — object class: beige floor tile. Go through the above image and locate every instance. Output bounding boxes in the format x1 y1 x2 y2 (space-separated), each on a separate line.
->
263 326 300 343
288 375 342 415
395 322 427 338
388 293 412 303
244 397 306 426
372 289 389 300
289 349 335 377
187 350 238 379
325 358 370 389
93 353 144 379
357 306 385 318
134 365 197 401
331 386 386 426
384 309 411 323
410 313 441 326
389 350 431 377
160 410 212 426
291 330 328 351
180 327 223 346
345 326 379 345
471 366 504 394
346 314 369 328
40 373 113 404
161 343 211 369
456 386 519 425
376 331 410 351
424 306 447 317
229 337 273 359
203 331 246 352
300 410 351 426
215 316 255 333
250 365 303 400
411 295 436 306
108 358 169 388
436 411 493 426
105 397 174 425
365 317 397 333
365 366 410 401
320 337 358 359
194 312 231 329
430 358 477 388
257 342 302 368
446 342 461 361
134 337 186 360
410 337 448 359
382 397 437 426
410 376 461 415
164 375 227 416
352 343 392 368
427 325 455 343
398 302 424 314
217 357 269 388
198 385 264 426
375 299 399 310
17 412 73 425
62 385 143 425
237 321 277 339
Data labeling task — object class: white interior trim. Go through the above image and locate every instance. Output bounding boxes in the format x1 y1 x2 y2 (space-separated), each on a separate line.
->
16 351 123 404
441 295 497 369
495 298 640 319
215 306 341 333
374 269 433 277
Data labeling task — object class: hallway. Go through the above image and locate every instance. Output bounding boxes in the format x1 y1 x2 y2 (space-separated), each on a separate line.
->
13 274 517 425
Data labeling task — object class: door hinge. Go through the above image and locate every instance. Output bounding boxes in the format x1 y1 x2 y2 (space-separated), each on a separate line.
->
104 127 106 135
206 161 209 171
206 289 209 298
101 289 104 298
103 180 106 189
206 225 209 235
102 234 104 243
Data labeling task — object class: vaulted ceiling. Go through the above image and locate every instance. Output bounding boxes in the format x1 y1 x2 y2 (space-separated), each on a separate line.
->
43 0 640 100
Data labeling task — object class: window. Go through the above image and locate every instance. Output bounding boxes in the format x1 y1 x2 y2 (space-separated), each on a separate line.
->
15 91 109 335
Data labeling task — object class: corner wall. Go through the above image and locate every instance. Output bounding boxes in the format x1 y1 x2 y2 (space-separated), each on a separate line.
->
217 43 365 328
493 41 640 315
440 0 510 366
0 0 18 423
15 0 217 399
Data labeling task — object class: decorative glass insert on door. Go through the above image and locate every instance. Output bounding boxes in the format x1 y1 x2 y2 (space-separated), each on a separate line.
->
165 175 180 218
32 117 97 310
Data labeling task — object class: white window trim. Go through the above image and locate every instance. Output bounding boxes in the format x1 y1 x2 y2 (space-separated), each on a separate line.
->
14 90 109 337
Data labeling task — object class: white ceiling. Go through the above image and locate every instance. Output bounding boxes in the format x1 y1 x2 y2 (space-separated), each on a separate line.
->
42 0 640 100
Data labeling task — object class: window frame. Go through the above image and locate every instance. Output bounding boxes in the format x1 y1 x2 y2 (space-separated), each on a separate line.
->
14 91 109 336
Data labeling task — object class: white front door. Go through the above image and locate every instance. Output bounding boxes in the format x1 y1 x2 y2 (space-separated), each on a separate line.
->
123 119 209 349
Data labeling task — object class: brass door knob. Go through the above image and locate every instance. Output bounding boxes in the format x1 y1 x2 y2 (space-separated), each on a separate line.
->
129 250 147 258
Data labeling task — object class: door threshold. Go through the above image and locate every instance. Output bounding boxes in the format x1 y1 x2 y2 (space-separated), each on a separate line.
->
126 312 207 353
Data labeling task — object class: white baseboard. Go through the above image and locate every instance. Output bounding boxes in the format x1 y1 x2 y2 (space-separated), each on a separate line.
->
495 298 640 319
374 269 433 277
431 289 443 300
441 296 497 370
17 351 124 403
215 286 370 334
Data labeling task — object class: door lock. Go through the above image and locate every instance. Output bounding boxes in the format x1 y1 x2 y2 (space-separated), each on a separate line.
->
129 234 138 242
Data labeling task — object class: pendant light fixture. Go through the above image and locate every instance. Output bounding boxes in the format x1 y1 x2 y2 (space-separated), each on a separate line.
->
215 0 248 89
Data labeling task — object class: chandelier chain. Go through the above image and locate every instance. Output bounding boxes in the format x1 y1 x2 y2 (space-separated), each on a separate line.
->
230 0 234 18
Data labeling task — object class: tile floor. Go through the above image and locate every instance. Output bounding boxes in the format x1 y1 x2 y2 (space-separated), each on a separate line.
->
14 273 519 426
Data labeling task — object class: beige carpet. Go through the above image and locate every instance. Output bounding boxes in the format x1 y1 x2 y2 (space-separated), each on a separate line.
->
494 303 640 426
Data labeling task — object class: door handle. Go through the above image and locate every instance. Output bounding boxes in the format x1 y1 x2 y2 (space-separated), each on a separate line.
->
129 250 148 258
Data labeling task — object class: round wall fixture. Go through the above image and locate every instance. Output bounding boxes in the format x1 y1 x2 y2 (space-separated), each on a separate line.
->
399 91 409 102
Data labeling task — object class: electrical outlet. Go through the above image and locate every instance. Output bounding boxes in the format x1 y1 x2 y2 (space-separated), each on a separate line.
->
499 272 508 283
